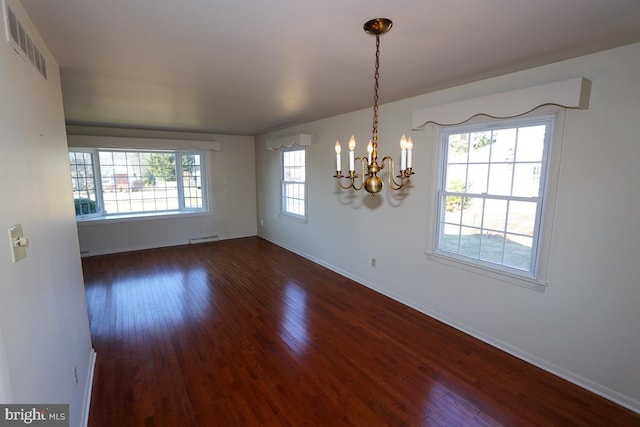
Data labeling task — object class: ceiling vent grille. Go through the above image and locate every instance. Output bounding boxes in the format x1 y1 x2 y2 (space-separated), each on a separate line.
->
2 0 47 80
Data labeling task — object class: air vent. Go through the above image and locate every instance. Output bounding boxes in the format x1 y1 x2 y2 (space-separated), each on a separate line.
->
189 235 219 244
3 0 47 80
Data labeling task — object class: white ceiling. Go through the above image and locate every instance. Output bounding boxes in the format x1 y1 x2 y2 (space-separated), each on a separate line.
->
19 0 640 135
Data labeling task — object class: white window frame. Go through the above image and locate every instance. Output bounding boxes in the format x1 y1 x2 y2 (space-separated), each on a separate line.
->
280 147 307 221
428 112 564 291
69 148 208 222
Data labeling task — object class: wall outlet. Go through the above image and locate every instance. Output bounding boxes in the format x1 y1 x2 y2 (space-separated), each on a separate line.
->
371 258 376 267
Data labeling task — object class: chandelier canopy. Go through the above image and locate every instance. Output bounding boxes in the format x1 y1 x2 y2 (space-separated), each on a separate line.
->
334 18 414 196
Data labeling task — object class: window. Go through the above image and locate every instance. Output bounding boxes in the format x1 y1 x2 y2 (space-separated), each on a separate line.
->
69 149 206 220
435 116 553 278
69 151 99 216
281 148 306 218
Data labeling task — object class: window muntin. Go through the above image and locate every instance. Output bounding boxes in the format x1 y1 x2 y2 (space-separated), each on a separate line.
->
436 117 552 277
281 148 306 218
69 149 206 219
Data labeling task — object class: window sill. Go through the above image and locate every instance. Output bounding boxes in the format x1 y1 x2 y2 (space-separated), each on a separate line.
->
76 210 208 226
425 250 547 292
279 212 308 224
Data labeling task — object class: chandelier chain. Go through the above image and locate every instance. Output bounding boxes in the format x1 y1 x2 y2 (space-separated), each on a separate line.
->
372 34 380 145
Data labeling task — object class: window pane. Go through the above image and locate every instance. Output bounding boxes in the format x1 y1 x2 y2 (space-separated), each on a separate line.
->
459 227 481 259
444 195 463 223
470 131 492 156
467 134 490 163
447 133 470 162
487 164 513 196
483 199 508 232
466 164 488 194
441 224 460 252
515 125 545 162
99 151 178 214
512 163 541 197
491 128 516 162
182 154 203 209
437 117 551 277
445 165 467 191
504 234 533 271
69 151 98 216
461 197 482 228
480 231 505 264
507 201 537 236
283 182 305 216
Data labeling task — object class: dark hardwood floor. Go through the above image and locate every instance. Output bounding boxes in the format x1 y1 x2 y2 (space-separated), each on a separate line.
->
83 237 639 426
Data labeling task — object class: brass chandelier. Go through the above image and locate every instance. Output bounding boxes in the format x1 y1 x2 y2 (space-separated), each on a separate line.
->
334 18 414 196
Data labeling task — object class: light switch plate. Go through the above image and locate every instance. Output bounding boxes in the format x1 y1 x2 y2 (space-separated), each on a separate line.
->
8 224 27 263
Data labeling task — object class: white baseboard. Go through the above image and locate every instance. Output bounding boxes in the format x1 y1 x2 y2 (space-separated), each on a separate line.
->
258 234 640 415
79 233 254 257
81 349 97 427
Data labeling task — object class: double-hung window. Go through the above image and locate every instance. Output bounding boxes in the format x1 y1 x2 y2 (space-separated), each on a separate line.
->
69 148 206 220
280 147 306 219
435 116 553 279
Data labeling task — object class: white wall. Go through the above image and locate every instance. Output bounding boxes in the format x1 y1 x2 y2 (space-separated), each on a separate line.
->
0 2 95 425
256 42 640 412
68 127 258 255
0 323 13 402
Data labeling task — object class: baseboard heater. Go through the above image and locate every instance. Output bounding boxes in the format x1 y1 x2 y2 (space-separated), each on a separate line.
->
189 235 219 244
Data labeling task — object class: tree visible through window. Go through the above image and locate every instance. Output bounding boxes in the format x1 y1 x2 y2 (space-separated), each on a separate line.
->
69 149 205 219
436 116 553 277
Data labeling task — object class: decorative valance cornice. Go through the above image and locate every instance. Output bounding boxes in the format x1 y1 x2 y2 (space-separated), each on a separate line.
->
67 135 221 151
266 133 312 150
412 77 591 130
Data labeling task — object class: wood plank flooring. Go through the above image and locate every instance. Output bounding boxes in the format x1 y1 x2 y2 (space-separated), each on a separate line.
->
83 237 640 426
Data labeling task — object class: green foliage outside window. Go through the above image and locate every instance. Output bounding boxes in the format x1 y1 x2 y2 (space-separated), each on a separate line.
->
446 180 471 212
144 153 176 185
74 198 97 215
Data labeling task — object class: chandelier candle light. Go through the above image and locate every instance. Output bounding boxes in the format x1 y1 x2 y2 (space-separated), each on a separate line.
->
334 18 414 195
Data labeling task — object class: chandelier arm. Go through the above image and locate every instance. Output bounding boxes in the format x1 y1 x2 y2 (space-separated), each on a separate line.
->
383 156 401 190
353 157 366 190
382 156 409 190
336 177 357 190
334 157 368 190
357 156 368 176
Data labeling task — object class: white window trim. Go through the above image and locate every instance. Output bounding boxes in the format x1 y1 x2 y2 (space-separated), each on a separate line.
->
424 110 566 292
279 146 308 223
70 147 209 222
